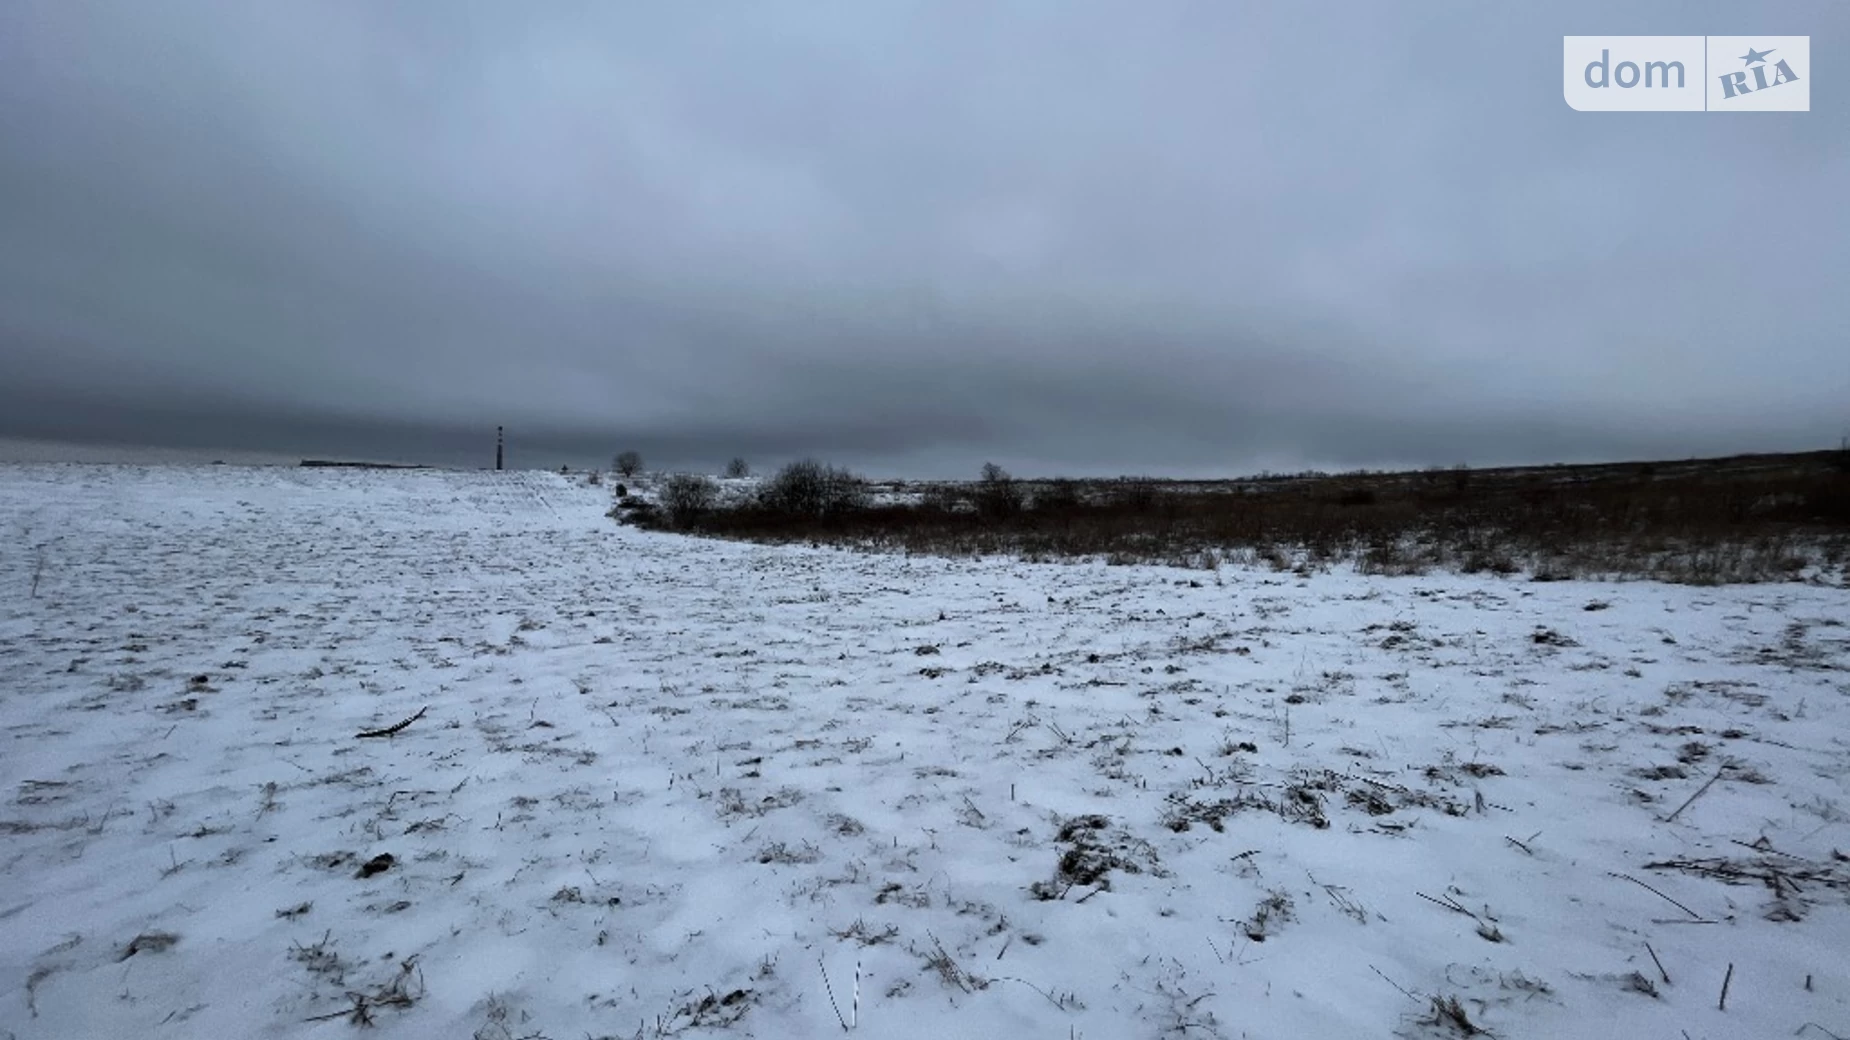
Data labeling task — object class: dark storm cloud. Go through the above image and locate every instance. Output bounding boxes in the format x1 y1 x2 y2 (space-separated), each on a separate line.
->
2 1 1845 476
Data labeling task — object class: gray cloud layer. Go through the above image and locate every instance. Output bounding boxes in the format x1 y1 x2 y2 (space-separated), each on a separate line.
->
3 1 1846 476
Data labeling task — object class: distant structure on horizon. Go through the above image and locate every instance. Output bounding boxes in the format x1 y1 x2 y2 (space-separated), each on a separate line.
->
496 426 504 471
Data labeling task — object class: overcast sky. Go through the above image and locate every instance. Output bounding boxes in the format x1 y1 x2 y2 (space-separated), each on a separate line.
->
2 2 1845 476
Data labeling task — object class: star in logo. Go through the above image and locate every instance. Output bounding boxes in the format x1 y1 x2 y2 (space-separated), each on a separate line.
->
1740 46 1776 66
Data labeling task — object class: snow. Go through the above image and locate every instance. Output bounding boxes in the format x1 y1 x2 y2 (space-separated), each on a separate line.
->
2 462 1847 1040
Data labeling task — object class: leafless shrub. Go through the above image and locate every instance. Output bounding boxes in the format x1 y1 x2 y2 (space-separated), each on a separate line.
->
724 457 751 478
757 459 868 518
613 451 644 478
975 462 1026 519
659 474 718 529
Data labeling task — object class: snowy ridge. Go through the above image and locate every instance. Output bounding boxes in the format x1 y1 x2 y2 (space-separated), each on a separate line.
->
1 464 1847 1039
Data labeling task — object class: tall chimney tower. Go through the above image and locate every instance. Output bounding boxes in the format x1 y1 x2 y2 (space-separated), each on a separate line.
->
495 426 504 471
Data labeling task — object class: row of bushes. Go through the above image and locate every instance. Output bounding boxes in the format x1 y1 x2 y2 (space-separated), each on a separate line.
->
615 459 869 529
615 455 1850 584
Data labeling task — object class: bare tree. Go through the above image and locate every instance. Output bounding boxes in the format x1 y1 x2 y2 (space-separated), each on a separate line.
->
760 459 867 517
613 451 644 478
660 473 718 528
975 461 1024 518
724 457 751 479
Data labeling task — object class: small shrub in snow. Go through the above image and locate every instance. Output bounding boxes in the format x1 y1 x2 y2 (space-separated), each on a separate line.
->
660 473 718 528
974 462 1025 519
759 459 868 518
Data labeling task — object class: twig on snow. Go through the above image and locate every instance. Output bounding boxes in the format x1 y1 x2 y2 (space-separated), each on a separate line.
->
1371 964 1421 1003
1663 766 1725 824
1416 891 1476 918
356 706 428 739
1610 872 1708 921
1731 837 1805 859
992 975 1079 1013
1645 941 1670 984
819 956 850 1032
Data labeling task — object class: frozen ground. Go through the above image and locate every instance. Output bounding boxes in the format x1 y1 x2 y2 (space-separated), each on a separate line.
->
2 464 1847 1040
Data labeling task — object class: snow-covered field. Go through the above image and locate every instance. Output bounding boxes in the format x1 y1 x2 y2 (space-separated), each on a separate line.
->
2 464 1847 1040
